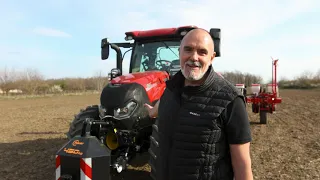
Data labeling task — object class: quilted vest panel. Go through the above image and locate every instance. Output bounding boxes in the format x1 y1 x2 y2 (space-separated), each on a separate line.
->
157 68 243 180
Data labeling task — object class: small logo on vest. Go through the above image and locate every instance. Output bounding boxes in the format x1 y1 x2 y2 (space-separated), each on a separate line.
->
189 112 200 116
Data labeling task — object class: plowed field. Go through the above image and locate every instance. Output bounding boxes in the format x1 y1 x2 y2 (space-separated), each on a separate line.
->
0 89 319 180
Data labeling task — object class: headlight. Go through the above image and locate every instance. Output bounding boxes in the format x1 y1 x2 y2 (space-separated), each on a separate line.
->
114 101 137 118
99 105 107 118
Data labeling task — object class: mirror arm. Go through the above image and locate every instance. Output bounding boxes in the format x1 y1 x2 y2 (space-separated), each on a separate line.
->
110 43 123 76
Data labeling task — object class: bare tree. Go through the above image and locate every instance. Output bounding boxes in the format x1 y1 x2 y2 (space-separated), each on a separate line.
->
0 67 22 94
0 67 17 84
17 68 46 94
93 70 108 91
314 69 320 80
221 70 263 86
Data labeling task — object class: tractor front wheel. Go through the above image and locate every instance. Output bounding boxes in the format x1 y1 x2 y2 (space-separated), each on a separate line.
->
148 118 159 180
66 105 100 139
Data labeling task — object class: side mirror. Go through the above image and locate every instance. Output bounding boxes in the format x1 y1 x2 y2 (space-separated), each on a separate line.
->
209 28 221 57
101 38 110 60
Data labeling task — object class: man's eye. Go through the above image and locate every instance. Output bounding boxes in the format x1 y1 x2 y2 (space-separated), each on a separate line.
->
199 50 207 55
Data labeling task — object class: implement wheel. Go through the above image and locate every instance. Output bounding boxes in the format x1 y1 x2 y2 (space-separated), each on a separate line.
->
260 111 267 124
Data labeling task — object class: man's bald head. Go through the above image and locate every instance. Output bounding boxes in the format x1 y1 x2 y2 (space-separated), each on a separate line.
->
179 28 216 84
180 28 215 55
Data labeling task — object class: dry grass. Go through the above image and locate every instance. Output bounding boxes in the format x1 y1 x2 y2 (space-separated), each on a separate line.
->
0 91 100 100
0 89 319 180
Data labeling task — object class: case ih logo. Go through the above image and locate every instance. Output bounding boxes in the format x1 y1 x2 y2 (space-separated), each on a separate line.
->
72 140 84 146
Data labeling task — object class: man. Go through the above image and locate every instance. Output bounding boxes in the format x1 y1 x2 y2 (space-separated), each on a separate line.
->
144 28 253 180
243 85 247 101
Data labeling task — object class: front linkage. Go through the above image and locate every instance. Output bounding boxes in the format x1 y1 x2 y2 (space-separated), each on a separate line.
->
56 115 146 180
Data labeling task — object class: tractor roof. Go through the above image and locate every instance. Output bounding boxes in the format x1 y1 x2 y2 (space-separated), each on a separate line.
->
124 25 198 40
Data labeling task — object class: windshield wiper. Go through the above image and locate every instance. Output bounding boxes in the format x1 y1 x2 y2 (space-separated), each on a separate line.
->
161 41 178 58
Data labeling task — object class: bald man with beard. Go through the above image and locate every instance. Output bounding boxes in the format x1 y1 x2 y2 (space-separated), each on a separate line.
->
145 28 253 180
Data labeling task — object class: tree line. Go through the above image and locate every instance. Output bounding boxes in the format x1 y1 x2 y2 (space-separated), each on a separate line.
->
220 69 320 90
0 68 108 95
277 70 320 89
0 67 319 96
220 70 263 86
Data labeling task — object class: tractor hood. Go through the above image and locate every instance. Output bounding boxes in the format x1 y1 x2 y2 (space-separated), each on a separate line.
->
108 71 169 103
110 71 168 85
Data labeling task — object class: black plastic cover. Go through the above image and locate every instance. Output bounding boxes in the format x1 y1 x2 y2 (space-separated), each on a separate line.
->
56 136 111 158
100 82 152 130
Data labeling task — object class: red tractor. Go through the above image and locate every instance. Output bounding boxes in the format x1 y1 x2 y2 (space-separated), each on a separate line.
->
56 25 221 180
245 58 282 124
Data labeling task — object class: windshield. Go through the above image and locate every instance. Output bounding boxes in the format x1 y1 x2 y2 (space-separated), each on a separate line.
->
130 40 181 73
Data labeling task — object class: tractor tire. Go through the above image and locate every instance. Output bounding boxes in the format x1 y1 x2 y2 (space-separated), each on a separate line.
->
259 111 267 124
252 104 259 113
148 118 159 180
66 105 100 139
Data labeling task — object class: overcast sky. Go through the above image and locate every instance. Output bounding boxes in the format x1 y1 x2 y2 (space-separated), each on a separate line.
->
1 0 319 82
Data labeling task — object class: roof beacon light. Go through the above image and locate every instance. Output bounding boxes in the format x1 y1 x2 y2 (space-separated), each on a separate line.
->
125 36 133 41
180 30 188 36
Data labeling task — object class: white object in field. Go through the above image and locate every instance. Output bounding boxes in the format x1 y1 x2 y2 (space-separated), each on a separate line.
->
267 84 279 97
235 84 245 94
251 84 261 95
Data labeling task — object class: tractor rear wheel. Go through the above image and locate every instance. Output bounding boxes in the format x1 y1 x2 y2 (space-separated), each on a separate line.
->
148 118 159 180
259 111 267 124
66 105 100 139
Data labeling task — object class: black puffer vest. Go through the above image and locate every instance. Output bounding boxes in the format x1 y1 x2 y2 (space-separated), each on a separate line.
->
156 66 244 180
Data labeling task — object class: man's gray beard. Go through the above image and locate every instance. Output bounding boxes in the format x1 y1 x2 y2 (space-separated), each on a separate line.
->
181 60 208 81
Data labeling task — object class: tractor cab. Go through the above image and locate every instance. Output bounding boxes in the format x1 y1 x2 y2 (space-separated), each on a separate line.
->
129 40 181 77
101 26 221 80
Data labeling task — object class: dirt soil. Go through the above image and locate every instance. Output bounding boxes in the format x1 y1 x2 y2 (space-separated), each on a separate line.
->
0 89 319 180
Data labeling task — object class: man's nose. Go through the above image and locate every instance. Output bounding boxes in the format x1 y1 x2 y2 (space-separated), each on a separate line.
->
190 51 199 61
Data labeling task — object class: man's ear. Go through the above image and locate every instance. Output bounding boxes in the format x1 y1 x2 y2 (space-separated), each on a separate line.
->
210 51 216 63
